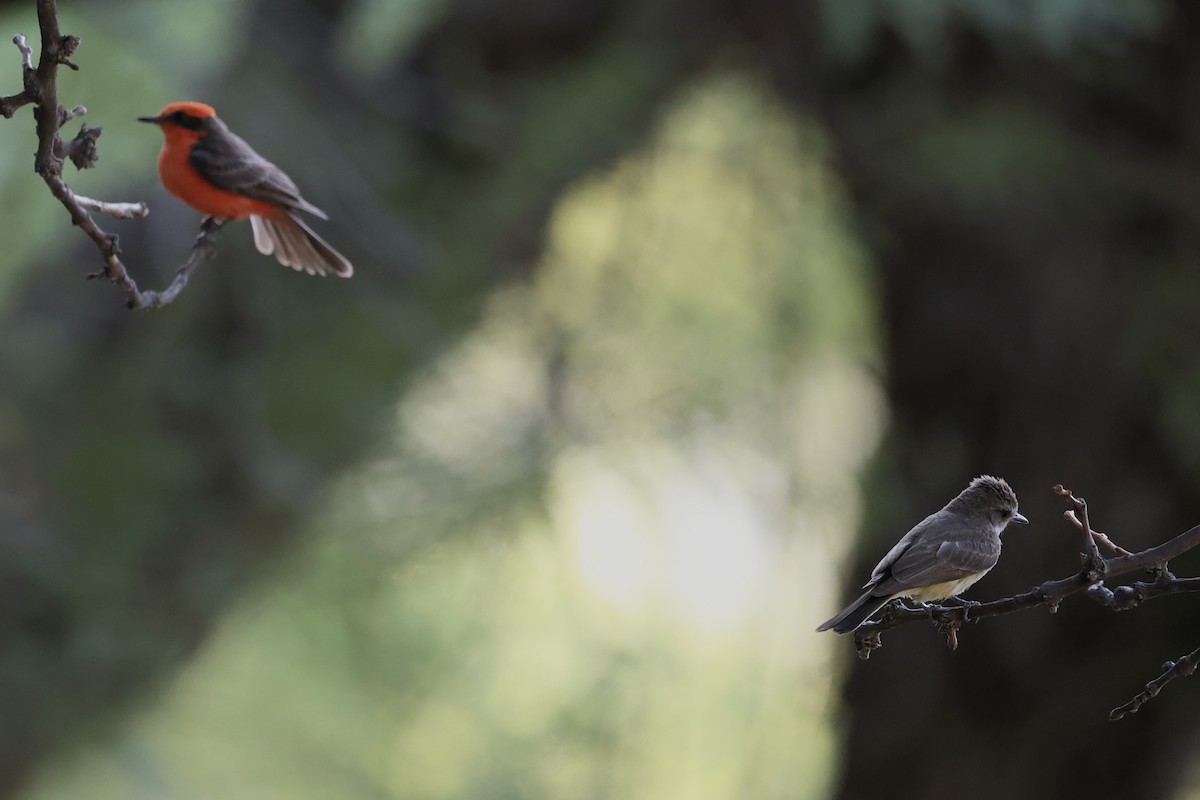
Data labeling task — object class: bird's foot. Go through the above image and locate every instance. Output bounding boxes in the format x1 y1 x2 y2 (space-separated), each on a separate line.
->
196 216 225 241
911 600 940 620
892 598 921 611
941 595 981 620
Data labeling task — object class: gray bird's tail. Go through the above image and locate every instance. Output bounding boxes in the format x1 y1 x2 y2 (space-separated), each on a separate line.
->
816 590 891 634
250 212 353 278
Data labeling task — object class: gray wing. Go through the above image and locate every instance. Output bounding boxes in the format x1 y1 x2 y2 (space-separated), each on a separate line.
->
873 528 1000 596
189 121 327 219
865 512 939 586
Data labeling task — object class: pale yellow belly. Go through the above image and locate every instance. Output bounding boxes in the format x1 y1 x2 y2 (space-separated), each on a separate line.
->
900 572 987 602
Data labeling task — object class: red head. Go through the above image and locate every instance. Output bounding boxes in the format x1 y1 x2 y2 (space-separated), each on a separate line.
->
137 102 218 143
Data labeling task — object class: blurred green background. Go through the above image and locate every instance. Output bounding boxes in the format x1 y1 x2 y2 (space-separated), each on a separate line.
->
1 1 1199 799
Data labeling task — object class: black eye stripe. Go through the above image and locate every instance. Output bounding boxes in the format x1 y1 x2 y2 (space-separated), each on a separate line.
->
167 110 206 130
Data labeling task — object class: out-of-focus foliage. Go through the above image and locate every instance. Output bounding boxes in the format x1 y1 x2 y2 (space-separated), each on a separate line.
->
19 75 881 800
336 0 451 76
820 0 1165 62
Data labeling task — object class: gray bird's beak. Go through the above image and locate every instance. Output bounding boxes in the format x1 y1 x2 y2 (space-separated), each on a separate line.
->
136 114 161 124
1013 512 1029 524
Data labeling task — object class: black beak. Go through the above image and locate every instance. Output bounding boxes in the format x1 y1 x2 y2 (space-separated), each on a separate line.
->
1013 512 1029 525
136 115 161 124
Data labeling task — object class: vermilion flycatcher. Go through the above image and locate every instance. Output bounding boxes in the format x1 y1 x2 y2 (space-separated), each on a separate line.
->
138 101 353 278
817 475 1028 633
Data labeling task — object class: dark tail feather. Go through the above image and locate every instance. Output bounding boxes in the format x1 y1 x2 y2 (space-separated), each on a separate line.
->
251 213 353 278
816 590 892 634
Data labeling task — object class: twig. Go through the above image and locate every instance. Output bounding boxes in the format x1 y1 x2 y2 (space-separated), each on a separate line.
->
1054 484 1106 578
1110 645 1200 720
117 216 224 309
2 0 219 309
1060 496 1135 557
1084 523 1135 557
1083 574 1200 611
75 195 148 219
1102 521 1200 575
14 31 32 70
0 34 34 117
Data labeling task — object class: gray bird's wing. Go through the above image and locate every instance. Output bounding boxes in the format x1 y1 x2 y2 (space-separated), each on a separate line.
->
872 522 1000 596
864 512 938 587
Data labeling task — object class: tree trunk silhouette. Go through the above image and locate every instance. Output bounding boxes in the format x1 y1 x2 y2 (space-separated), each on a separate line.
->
747 4 1200 798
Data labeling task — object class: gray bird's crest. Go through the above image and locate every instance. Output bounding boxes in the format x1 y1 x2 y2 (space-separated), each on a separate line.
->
956 474 1018 513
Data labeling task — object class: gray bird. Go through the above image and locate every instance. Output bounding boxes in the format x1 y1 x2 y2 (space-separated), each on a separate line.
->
817 475 1028 633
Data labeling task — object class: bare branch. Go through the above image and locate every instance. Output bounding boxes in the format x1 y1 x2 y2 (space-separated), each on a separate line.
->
1101 522 1200 575
13 32 32 70
0 91 29 117
1075 518 1135 557
1110 645 1200 720
119 216 224 310
1083 574 1200 611
82 214 223 310
75 195 148 219
58 101 82 121
852 571 1092 656
1 0 221 309
31 0 66 178
0 34 34 116
1058 490 1135 557
1054 484 1106 577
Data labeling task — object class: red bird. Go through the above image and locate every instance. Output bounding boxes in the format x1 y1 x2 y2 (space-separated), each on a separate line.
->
139 101 352 278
